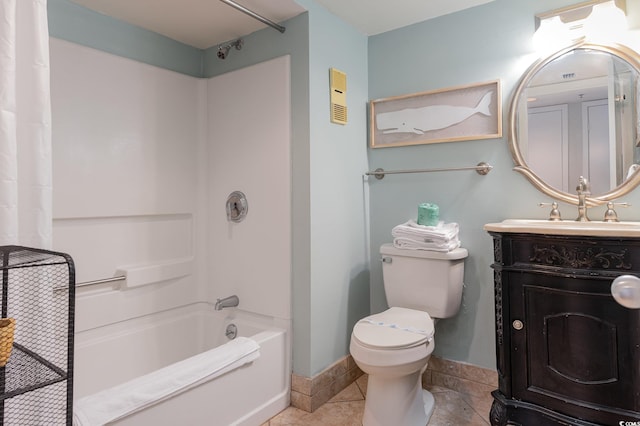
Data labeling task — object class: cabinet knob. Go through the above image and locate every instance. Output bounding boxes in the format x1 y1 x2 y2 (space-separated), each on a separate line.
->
512 320 524 330
611 275 640 309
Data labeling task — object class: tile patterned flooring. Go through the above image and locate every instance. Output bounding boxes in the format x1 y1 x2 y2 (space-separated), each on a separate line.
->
263 374 493 426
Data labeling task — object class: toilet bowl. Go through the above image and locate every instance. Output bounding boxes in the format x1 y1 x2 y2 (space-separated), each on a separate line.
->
350 244 467 426
350 307 436 426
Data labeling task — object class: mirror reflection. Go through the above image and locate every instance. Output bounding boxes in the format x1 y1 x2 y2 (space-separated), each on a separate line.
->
515 47 639 196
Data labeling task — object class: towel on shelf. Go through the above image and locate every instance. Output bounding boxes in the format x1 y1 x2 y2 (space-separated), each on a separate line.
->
391 220 459 243
73 337 260 426
393 237 461 252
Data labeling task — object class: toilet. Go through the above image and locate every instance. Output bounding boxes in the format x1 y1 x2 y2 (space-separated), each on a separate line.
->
350 243 467 426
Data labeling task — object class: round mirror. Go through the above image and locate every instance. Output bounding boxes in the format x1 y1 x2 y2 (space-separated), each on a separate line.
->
509 41 640 205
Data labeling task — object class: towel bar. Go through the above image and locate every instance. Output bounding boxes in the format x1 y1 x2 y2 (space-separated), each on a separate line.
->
365 162 492 180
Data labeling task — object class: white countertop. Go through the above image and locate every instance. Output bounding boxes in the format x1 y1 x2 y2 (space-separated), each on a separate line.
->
484 219 640 237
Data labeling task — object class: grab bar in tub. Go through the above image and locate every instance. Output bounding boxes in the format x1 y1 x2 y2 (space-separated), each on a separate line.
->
77 276 127 288
53 258 194 292
53 275 126 292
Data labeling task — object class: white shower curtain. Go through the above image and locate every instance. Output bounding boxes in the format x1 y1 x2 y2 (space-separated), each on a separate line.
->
0 0 52 249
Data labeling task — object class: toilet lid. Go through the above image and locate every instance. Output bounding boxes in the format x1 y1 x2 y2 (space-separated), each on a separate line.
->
353 307 434 349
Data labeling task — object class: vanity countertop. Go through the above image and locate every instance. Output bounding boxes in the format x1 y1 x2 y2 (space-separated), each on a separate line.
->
484 219 640 237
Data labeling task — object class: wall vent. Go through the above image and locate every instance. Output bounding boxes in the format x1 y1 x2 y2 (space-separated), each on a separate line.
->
330 68 347 125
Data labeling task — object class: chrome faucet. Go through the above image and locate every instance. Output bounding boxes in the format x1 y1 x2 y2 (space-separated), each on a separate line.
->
215 295 239 310
575 176 590 222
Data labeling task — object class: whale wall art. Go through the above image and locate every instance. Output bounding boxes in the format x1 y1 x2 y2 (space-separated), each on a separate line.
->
370 80 501 148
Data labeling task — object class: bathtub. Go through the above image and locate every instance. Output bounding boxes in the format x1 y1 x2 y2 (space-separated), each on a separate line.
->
73 303 291 425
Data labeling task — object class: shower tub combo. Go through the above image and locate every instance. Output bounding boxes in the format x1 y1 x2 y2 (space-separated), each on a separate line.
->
51 37 293 425
72 303 290 425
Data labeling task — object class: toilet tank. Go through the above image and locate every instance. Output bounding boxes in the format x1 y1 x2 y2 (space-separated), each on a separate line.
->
380 243 468 318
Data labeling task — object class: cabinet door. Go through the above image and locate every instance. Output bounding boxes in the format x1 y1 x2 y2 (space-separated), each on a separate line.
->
509 273 640 423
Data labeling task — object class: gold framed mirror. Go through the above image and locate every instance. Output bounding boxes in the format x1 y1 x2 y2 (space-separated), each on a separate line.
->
509 40 640 206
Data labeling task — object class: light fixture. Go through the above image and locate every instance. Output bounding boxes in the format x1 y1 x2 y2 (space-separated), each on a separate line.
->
583 1 628 43
533 0 627 53
532 15 572 54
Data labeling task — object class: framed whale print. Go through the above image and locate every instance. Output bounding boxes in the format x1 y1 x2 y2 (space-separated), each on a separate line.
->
370 80 501 148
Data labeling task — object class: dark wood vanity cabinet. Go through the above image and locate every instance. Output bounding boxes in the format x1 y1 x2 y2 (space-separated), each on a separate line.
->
488 231 640 426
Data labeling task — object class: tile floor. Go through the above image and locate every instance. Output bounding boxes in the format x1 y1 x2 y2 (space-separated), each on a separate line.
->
263 374 493 425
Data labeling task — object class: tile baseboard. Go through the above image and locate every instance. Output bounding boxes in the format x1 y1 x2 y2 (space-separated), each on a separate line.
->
291 355 497 413
291 355 363 412
423 356 498 399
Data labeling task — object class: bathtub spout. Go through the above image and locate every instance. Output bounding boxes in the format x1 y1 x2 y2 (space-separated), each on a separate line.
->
215 295 239 310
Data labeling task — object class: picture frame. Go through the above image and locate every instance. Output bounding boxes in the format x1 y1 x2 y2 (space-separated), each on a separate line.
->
370 80 502 148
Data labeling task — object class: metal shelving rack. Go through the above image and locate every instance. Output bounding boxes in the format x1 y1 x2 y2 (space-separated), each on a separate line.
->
0 246 75 426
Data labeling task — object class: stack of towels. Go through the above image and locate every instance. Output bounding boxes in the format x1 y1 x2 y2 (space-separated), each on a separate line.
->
392 220 460 252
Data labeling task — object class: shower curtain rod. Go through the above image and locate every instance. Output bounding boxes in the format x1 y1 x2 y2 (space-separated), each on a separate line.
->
365 162 493 180
218 0 286 33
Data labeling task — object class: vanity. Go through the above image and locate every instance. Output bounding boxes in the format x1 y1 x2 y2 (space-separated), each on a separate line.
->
487 29 640 425
485 221 640 425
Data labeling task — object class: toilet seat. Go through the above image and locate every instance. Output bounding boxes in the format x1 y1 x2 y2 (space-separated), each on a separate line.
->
352 307 434 350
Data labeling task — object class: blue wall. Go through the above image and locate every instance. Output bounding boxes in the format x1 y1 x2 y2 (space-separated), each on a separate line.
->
299 0 369 376
48 0 203 77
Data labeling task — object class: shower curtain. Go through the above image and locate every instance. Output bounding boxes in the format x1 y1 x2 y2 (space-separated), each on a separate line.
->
0 0 52 249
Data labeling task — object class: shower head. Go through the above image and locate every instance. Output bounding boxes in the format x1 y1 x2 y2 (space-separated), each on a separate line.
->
217 39 244 60
217 45 230 60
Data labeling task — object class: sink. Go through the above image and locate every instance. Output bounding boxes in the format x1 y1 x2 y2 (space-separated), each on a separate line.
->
484 219 640 237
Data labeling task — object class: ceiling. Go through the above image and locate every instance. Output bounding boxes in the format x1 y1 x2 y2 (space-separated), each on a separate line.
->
527 50 621 108
70 0 496 50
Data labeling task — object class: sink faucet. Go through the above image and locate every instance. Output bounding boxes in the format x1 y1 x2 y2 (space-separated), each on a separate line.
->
215 295 239 310
576 176 590 222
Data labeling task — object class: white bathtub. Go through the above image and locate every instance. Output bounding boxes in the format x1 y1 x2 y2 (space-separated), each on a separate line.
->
73 303 291 425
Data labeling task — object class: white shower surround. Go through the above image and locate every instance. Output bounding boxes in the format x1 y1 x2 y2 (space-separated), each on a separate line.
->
49 38 291 423
207 55 292 320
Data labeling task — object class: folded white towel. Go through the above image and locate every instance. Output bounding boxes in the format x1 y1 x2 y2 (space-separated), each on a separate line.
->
392 220 459 243
73 337 260 426
393 237 461 252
